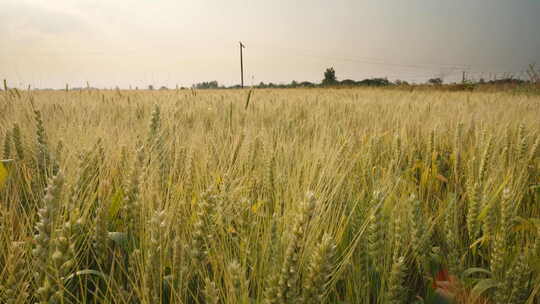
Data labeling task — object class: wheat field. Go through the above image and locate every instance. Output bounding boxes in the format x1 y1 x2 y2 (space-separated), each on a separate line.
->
0 88 539 303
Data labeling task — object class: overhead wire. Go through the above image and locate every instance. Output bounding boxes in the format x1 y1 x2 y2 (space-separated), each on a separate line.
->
246 41 528 80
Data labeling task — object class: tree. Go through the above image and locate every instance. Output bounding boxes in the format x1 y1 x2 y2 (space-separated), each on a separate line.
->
394 79 409 86
148 85 154 90
299 81 315 88
527 63 539 83
357 78 391 86
322 67 337 86
193 81 219 89
340 79 356 86
428 78 443 85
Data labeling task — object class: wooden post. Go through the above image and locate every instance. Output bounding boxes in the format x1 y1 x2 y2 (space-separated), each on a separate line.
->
240 42 245 88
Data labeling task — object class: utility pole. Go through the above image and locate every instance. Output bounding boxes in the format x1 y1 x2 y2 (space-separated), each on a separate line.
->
239 42 245 88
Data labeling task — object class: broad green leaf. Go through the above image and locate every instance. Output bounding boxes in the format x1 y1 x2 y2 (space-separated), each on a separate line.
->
470 278 499 303
109 188 124 219
0 162 8 189
64 269 109 283
463 267 492 278
108 231 128 250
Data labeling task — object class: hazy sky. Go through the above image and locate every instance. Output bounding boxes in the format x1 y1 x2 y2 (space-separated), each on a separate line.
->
1 0 539 88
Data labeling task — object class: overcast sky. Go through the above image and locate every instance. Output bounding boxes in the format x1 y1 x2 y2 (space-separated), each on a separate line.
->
1 0 539 88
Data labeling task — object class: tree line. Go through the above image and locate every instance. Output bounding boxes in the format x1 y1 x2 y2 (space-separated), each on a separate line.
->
188 65 539 90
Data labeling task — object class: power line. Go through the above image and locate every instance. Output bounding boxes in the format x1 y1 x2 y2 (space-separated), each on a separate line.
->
247 41 527 73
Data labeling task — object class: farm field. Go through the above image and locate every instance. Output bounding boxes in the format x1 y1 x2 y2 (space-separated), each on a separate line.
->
0 88 539 303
